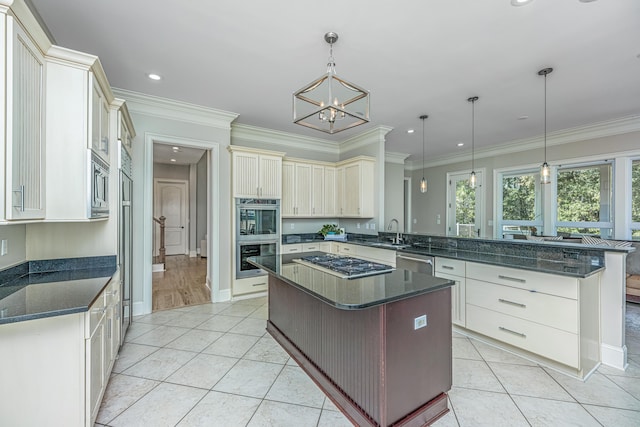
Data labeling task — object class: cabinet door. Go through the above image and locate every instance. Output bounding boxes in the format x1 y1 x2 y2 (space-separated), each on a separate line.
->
5 20 46 220
86 318 105 423
89 76 109 163
233 152 259 198
259 155 282 198
335 167 344 216
311 165 324 216
342 162 361 216
436 271 466 327
281 162 295 216
323 167 336 217
294 163 312 216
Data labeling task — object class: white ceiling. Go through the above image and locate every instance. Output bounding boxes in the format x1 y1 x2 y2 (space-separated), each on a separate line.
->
152 143 205 166
28 0 640 163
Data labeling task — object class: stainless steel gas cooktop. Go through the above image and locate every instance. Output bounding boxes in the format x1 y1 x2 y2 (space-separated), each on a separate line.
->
295 254 395 279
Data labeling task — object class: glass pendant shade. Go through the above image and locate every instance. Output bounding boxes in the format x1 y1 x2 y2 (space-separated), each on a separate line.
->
468 96 479 189
420 177 427 193
293 32 370 134
469 171 477 188
538 67 553 184
540 162 551 184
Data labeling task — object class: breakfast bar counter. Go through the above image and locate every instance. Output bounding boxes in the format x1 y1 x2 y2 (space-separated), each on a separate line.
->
250 252 454 427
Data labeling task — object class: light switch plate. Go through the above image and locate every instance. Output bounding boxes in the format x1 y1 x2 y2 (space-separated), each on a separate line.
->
1 239 7 256
414 314 427 330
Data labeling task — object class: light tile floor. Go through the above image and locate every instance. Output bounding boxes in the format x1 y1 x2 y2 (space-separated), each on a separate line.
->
96 300 640 426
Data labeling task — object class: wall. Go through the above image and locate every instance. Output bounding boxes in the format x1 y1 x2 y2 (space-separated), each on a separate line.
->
118 88 237 313
0 225 26 269
384 162 405 233
196 152 207 249
153 163 190 180
408 130 640 237
26 221 116 260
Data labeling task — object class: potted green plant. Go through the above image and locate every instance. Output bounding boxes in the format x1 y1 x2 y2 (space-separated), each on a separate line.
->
319 224 342 237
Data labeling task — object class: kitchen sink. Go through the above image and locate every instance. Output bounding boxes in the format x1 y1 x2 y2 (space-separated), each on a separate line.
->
370 242 410 249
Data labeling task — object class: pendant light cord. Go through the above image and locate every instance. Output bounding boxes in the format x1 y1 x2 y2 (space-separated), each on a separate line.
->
422 118 425 176
471 100 475 172
544 72 547 163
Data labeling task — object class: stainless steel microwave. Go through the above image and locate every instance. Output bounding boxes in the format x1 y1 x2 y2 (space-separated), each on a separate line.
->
88 149 109 218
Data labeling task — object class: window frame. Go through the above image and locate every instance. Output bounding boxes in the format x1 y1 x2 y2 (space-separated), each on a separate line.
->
495 168 543 238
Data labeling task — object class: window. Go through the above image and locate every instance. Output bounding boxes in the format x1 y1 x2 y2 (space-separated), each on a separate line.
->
447 171 484 238
632 160 640 240
556 162 613 238
498 171 542 237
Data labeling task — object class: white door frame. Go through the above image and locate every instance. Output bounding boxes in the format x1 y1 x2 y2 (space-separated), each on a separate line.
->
139 133 221 316
154 178 189 256
446 169 486 238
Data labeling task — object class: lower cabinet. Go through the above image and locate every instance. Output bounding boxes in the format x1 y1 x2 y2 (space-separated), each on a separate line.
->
463 262 600 377
233 275 269 295
434 258 466 327
0 273 121 426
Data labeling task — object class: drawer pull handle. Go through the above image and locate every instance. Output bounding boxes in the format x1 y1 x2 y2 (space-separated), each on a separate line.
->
397 255 434 266
499 326 526 338
442 265 454 270
252 283 266 287
498 298 526 308
498 275 526 283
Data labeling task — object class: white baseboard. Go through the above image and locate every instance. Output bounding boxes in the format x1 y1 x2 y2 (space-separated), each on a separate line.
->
152 263 165 272
214 288 231 302
189 250 197 258
601 343 628 370
132 301 148 317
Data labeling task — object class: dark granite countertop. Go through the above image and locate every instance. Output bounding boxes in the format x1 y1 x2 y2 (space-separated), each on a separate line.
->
281 233 606 278
249 252 454 310
0 256 117 325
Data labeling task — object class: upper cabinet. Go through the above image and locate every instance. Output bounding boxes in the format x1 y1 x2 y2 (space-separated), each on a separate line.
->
1 15 46 221
229 146 284 199
281 156 374 219
43 46 115 221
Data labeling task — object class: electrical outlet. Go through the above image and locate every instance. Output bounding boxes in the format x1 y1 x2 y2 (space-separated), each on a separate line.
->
290 223 295 229
413 218 417 224
436 214 441 225
357 223 360 229
414 314 427 330
1 239 7 256
365 223 369 229
371 223 375 230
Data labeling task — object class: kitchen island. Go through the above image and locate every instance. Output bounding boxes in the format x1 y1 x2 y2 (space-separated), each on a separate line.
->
250 252 454 427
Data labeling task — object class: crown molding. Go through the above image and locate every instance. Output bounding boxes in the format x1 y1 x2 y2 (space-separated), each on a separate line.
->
385 151 410 165
112 88 239 130
231 123 338 155
7 0 52 55
341 125 393 153
405 115 640 171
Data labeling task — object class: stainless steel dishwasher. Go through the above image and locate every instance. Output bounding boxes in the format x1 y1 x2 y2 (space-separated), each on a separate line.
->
396 252 434 275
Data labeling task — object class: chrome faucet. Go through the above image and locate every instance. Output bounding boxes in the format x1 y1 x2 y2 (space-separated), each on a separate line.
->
387 218 402 244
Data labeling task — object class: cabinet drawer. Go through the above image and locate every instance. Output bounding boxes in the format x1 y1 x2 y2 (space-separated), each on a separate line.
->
466 304 579 368
435 258 465 277
281 244 302 254
302 242 321 252
233 277 268 295
467 279 578 333
466 262 578 299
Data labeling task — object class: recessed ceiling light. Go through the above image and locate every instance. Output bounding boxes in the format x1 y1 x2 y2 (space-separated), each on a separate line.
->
407 129 415 134
170 158 176 162
511 0 533 6
518 115 529 120
148 73 162 81
578 0 598 2
172 146 180 151
457 143 464 147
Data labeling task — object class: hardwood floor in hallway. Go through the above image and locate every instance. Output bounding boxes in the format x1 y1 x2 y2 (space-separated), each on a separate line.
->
152 255 210 311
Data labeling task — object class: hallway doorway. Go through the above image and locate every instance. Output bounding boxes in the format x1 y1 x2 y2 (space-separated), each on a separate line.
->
152 255 209 311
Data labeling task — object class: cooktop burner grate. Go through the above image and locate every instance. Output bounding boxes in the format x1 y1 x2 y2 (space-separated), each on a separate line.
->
297 254 394 279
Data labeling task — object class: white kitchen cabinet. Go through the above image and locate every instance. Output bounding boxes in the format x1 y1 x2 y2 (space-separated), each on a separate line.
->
311 165 325 216
233 275 268 296
43 46 114 220
229 146 284 199
2 16 46 221
463 262 600 377
282 161 312 217
0 274 121 426
281 243 303 254
356 245 396 266
435 258 466 327
323 166 336 217
336 157 374 218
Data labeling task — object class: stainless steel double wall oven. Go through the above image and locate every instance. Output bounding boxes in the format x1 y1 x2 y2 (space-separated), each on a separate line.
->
236 198 280 279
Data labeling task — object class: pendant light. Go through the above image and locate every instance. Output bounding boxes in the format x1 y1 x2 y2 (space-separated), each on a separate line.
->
419 115 428 193
468 96 479 188
293 32 370 134
538 67 553 184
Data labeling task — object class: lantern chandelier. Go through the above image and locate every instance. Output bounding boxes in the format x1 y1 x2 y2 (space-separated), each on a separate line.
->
293 32 370 134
